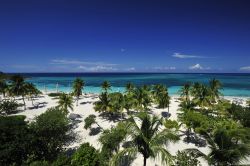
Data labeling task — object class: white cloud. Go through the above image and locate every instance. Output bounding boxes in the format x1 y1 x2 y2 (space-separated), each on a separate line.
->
189 64 210 70
50 59 118 66
240 66 250 71
172 53 204 59
126 67 136 71
153 66 176 71
189 64 203 70
78 65 117 72
169 67 176 70
121 48 126 52
50 59 120 72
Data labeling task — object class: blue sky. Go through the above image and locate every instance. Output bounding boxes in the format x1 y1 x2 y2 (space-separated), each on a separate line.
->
0 0 250 73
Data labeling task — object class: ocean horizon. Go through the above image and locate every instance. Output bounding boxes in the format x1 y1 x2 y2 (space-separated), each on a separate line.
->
13 73 250 97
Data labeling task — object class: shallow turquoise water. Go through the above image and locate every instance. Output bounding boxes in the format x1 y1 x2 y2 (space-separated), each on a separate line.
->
22 73 250 97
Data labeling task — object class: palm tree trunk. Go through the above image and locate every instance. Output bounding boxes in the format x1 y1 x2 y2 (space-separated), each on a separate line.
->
143 157 147 166
96 123 103 131
22 95 26 110
76 96 79 106
31 96 34 106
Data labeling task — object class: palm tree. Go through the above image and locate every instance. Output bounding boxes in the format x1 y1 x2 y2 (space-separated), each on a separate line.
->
152 84 165 99
99 122 127 162
133 87 151 111
8 75 28 109
109 92 124 116
152 84 170 111
125 82 135 94
191 82 202 97
84 114 103 130
0 78 8 98
111 112 179 166
102 81 111 93
123 94 136 114
57 93 73 114
209 78 222 103
26 83 41 106
72 78 85 106
94 92 111 113
192 84 211 109
188 122 250 165
159 92 171 112
247 99 250 107
179 83 191 103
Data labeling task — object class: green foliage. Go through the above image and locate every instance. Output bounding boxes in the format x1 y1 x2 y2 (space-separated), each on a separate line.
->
192 83 211 109
84 114 97 129
164 119 180 130
247 99 250 107
152 84 170 109
57 93 74 114
133 86 151 111
101 81 111 93
179 83 192 103
0 115 30 166
99 123 127 161
123 94 135 112
29 107 72 161
94 92 125 115
209 78 222 103
175 151 201 166
48 92 63 97
125 82 135 94
8 74 26 96
0 78 8 97
72 78 85 106
29 160 50 166
71 143 100 166
109 92 124 113
94 92 110 113
227 103 250 127
51 154 72 166
205 123 250 165
111 112 180 166
0 100 19 115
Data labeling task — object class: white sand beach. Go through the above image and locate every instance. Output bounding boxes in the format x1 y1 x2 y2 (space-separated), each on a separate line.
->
12 93 250 166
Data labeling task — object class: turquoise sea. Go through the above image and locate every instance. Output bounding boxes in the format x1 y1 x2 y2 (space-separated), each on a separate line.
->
22 73 250 97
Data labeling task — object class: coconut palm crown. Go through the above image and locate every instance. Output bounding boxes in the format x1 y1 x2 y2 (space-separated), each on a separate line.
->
111 112 179 166
57 93 73 114
72 78 85 106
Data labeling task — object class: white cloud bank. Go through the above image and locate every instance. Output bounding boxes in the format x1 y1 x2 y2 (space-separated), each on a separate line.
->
50 59 118 66
78 65 117 72
240 66 250 71
50 59 118 72
189 64 210 70
152 66 176 71
172 53 204 59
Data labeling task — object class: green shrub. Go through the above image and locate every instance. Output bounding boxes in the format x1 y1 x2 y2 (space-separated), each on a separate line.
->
84 114 97 129
51 154 72 166
48 92 62 97
29 160 50 166
0 100 19 115
175 151 201 166
71 143 100 166
0 115 30 165
29 107 72 161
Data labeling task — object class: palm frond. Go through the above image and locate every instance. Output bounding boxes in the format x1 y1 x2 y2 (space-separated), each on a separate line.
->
109 147 137 166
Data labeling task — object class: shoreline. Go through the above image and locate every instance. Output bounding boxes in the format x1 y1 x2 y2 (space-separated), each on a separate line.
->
40 90 250 100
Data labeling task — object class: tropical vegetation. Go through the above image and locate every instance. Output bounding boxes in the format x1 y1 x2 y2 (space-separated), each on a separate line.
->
1 74 250 166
